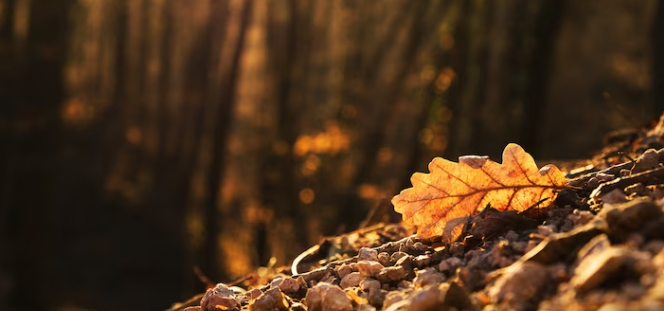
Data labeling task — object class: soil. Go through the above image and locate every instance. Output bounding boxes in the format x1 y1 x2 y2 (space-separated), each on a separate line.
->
168 114 664 311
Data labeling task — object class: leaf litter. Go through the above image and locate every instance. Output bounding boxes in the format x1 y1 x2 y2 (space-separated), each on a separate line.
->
169 113 664 311
392 143 567 242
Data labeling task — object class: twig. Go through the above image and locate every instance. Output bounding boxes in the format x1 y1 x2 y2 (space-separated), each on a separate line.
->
590 166 664 199
567 160 635 188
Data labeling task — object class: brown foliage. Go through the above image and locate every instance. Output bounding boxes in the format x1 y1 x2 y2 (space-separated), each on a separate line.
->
392 143 567 241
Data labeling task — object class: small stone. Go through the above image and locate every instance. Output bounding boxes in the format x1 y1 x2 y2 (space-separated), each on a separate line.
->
599 198 663 236
200 283 241 311
375 266 407 283
368 289 387 307
239 288 263 304
487 262 551 309
360 278 381 293
390 251 408 263
631 149 660 174
382 291 407 310
296 276 308 291
450 242 465 256
304 282 352 311
438 257 462 273
439 282 472 310
413 255 431 269
511 241 528 254
339 272 363 289
411 242 429 253
319 274 338 285
600 189 628 204
571 247 632 293
377 252 391 266
335 264 353 279
408 285 443 311
302 267 335 284
397 280 412 289
413 267 445 288
249 287 289 311
271 277 300 294
504 230 519 241
519 220 605 265
358 247 379 262
357 260 384 277
537 225 556 237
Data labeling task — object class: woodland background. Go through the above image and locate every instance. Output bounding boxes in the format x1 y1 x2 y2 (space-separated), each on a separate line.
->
0 0 662 310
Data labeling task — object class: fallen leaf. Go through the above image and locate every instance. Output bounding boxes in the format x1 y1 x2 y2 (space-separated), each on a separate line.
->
392 143 567 241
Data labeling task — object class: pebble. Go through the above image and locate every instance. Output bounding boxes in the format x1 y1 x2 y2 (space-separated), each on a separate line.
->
368 289 387 307
200 283 241 311
382 291 407 310
438 257 462 273
358 247 379 262
511 241 528 254
631 149 660 174
519 220 605 265
408 285 443 311
390 251 408 263
571 247 631 293
599 198 663 234
412 267 445 288
375 266 407 284
378 252 391 266
450 242 465 257
357 260 384 277
360 278 381 293
339 272 363 289
249 287 289 311
504 230 519 241
487 261 551 310
537 224 556 237
271 276 300 294
600 189 629 204
394 256 413 278
413 255 431 269
239 288 263 304
335 264 353 279
304 282 353 311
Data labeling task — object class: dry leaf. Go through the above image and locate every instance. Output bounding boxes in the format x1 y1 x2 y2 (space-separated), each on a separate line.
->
392 143 567 241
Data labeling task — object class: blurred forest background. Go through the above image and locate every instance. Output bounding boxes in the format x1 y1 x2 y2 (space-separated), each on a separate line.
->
0 0 662 310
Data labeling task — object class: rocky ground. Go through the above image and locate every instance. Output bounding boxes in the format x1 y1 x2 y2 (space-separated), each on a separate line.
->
168 115 664 311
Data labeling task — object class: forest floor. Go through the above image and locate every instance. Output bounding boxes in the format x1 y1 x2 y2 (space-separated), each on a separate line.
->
168 114 664 311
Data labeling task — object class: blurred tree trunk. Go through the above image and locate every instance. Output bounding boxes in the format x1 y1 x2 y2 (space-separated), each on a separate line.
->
201 0 253 282
5 0 71 309
653 0 664 112
520 0 566 156
261 0 308 264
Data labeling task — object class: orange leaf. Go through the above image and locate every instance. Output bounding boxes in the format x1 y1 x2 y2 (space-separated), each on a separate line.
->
392 143 567 241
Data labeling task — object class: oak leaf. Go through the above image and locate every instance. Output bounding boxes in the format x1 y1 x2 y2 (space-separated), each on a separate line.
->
392 143 567 241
